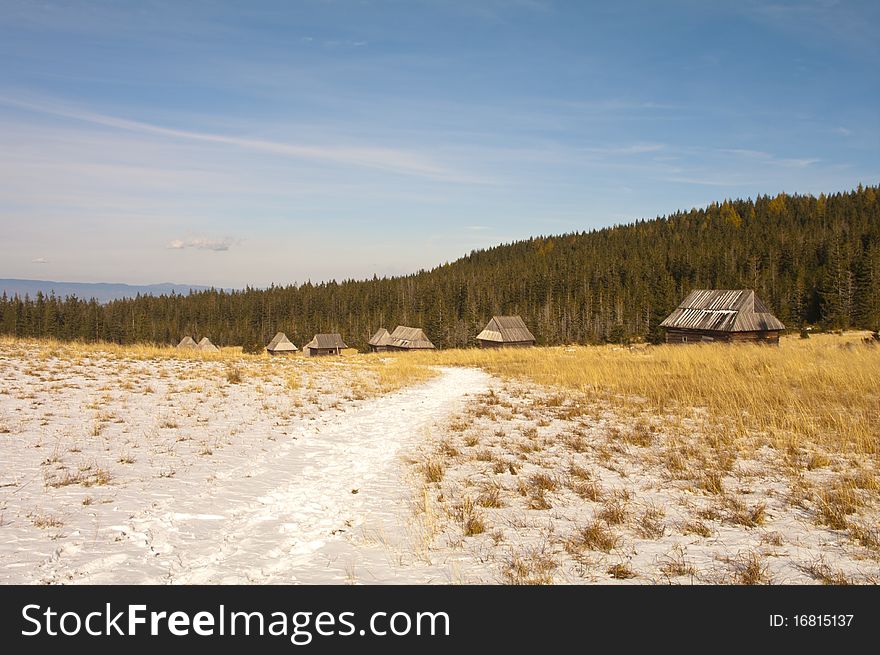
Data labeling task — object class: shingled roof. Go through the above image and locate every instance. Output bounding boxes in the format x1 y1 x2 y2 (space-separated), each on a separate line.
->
197 337 220 352
659 290 785 332
477 316 536 343
387 326 436 350
368 328 391 347
303 333 348 350
266 332 298 352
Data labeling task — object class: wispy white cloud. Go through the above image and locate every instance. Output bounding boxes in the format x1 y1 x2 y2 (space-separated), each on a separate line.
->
0 94 475 182
833 126 853 136
585 143 666 156
168 237 239 252
32 257 48 264
718 148 819 168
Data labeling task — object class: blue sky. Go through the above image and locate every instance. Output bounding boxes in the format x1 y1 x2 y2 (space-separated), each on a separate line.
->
1 0 878 287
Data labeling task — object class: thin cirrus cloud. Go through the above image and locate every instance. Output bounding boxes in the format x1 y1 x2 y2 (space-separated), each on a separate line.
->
718 148 819 168
0 94 473 182
32 257 48 264
167 237 238 252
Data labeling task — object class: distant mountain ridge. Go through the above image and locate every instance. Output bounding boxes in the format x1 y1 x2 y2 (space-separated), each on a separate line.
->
0 279 222 304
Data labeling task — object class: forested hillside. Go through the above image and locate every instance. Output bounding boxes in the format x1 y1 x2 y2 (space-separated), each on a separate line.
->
2 185 878 349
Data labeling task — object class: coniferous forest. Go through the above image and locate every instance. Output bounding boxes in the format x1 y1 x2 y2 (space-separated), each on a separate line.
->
2 185 878 350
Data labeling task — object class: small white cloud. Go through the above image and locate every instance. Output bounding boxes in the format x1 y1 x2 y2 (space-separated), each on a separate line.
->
833 126 852 136
466 225 489 231
167 237 238 252
32 257 48 263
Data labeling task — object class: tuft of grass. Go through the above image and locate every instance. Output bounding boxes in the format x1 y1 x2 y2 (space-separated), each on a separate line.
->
464 514 486 536
453 497 486 536
682 520 713 538
477 484 504 509
501 549 557 585
848 521 879 550
46 466 111 488
623 420 655 447
607 562 635 579
569 520 618 553
225 365 243 384
659 545 696 579
816 485 862 530
636 505 666 539
728 499 767 528
802 558 851 585
700 470 725 495
30 513 64 528
806 452 832 470
572 481 603 501
598 497 628 526
423 459 444 483
734 552 769 585
529 473 558 492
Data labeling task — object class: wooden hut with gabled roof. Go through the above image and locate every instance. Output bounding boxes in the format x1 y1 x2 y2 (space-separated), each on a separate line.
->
476 316 536 348
386 326 436 351
368 328 392 352
302 333 347 357
266 332 298 356
176 336 198 349
659 290 785 344
197 337 220 353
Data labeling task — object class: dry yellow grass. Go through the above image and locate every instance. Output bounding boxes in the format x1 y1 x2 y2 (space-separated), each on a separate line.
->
407 332 880 458
7 332 877 458
1 337 439 399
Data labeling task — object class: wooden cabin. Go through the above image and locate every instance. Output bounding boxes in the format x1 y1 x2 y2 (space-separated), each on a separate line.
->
176 336 198 349
197 337 219 353
368 328 391 352
385 326 436 351
659 290 785 344
302 333 347 357
476 316 536 348
266 332 298 356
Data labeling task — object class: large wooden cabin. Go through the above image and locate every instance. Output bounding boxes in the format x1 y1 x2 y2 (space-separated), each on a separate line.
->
476 316 536 348
660 290 785 344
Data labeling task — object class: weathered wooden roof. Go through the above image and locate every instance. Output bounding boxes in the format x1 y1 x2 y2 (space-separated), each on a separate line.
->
659 290 785 332
368 328 391 347
477 315 536 343
197 337 220 352
304 333 348 350
176 336 198 349
387 325 436 349
266 332 298 352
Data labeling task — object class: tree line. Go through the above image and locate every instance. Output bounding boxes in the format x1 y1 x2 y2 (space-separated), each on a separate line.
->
2 185 878 350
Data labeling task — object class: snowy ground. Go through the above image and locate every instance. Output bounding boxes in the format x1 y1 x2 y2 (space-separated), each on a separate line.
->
0 347 488 584
407 382 880 584
1 345 876 584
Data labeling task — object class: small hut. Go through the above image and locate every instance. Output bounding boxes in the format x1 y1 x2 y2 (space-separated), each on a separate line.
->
266 332 298 356
197 337 220 353
176 336 198 350
386 326 436 351
368 328 392 353
476 316 536 348
302 333 347 357
659 290 785 344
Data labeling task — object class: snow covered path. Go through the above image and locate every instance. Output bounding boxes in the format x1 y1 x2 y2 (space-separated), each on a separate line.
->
36 366 489 584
